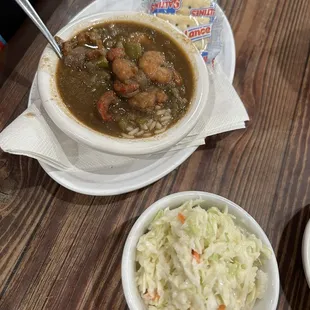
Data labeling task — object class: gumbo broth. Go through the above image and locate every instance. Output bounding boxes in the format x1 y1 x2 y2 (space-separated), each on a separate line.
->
56 21 195 138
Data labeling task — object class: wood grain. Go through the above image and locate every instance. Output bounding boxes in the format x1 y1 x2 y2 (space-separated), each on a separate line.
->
1 0 310 309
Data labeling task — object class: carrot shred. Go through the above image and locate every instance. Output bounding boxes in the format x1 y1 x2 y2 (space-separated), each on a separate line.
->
153 291 160 301
178 213 186 224
144 290 160 302
218 305 226 310
191 249 201 263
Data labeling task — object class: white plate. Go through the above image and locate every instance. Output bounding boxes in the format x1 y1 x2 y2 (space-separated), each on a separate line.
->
302 220 310 287
29 1 236 196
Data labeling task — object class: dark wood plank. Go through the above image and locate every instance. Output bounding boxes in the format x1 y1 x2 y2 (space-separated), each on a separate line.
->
271 60 310 309
0 0 92 301
0 91 60 294
0 0 310 309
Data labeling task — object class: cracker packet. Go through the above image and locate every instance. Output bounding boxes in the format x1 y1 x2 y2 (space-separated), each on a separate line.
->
146 0 223 63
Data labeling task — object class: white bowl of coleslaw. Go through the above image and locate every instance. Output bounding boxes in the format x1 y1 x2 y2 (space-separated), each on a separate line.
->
122 191 279 310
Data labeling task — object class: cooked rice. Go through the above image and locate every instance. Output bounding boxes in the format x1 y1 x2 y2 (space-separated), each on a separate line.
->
154 127 167 134
155 122 162 130
156 109 166 115
136 130 145 136
160 116 171 122
149 121 157 131
121 133 134 139
128 128 139 135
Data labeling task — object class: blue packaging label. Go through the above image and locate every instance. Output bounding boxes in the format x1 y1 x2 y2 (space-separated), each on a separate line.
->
201 51 209 63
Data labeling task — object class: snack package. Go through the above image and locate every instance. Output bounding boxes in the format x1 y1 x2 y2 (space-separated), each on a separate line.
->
146 0 223 63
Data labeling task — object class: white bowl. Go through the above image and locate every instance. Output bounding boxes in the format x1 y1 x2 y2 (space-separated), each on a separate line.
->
302 219 310 287
37 12 210 156
122 191 280 310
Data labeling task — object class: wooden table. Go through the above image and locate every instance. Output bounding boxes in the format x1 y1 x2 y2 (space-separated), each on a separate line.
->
1 0 309 309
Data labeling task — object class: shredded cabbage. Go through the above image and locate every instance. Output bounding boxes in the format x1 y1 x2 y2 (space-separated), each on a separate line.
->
135 200 271 310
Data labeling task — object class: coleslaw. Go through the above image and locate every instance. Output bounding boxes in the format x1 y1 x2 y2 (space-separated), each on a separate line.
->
135 200 271 310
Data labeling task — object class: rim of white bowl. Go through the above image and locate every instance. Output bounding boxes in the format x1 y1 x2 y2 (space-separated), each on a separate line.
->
302 220 310 287
121 191 280 310
37 12 210 156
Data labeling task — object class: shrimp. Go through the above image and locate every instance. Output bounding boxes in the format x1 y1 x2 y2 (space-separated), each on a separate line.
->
107 48 125 61
112 58 138 82
155 89 168 103
113 80 139 98
153 67 173 84
146 87 168 103
96 91 118 121
128 87 168 112
139 51 173 84
140 51 165 65
128 91 157 112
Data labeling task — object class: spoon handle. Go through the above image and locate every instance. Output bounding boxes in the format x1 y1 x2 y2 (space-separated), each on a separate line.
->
15 0 62 58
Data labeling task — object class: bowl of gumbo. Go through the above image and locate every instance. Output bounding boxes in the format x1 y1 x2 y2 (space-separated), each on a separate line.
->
37 12 209 155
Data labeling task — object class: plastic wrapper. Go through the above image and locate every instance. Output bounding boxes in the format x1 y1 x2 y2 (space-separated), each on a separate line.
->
145 0 223 63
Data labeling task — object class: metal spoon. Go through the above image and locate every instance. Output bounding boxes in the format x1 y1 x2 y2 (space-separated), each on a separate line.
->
15 0 62 58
